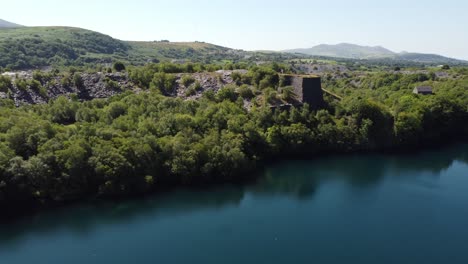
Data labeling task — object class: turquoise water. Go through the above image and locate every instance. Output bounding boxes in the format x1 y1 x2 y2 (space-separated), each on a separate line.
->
1 145 468 264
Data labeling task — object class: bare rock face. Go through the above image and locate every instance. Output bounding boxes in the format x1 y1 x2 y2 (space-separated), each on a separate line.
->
3 70 248 106
79 72 133 99
5 72 136 106
175 70 246 99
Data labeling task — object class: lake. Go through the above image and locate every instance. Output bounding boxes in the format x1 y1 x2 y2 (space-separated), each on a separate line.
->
1 144 468 264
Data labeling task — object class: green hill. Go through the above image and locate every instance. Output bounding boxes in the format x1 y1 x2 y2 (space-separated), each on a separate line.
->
0 27 129 69
0 27 243 70
2 26 464 70
127 41 238 63
395 52 462 64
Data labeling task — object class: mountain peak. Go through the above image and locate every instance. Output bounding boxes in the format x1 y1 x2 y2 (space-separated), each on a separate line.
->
0 19 24 28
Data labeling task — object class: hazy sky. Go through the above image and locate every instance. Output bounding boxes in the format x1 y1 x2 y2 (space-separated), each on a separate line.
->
2 0 467 59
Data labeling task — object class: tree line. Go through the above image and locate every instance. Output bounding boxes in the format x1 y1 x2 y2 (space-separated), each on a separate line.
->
0 64 467 213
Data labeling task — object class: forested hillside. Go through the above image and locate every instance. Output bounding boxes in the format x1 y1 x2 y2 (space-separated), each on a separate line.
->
0 27 129 69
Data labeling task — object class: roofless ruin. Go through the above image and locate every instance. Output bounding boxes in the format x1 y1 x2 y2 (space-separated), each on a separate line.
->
280 74 325 109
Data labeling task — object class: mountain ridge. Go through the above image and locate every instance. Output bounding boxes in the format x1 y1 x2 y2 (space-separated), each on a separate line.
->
0 23 466 70
285 43 395 59
284 43 466 64
0 19 23 28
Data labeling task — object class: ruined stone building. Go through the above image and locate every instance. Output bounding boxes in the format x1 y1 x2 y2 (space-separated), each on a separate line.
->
280 74 325 109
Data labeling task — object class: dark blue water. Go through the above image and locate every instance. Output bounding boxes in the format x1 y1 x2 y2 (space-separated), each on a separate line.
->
1 145 468 264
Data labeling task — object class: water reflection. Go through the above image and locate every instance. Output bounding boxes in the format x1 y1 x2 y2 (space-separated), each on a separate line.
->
257 143 468 197
0 144 467 249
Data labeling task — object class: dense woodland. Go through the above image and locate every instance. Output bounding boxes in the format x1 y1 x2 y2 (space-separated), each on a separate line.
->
0 60 467 212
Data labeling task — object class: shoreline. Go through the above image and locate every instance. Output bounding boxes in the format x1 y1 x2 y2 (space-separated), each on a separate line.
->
2 140 466 223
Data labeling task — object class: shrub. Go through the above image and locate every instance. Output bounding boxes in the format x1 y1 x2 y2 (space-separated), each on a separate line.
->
181 75 195 87
32 70 51 84
73 73 84 88
15 79 28 91
238 85 254 99
29 80 42 91
61 74 72 87
113 62 126 72
217 85 238 102
193 81 202 91
0 75 12 92
104 77 120 90
264 88 279 104
39 86 48 97
185 87 196 97
150 73 176 94
231 71 242 85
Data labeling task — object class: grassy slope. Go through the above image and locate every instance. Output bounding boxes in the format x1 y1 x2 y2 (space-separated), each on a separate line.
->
0 27 237 69
127 41 234 63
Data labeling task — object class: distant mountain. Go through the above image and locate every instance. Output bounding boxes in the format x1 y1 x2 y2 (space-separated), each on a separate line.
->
285 43 395 59
284 43 467 64
0 19 23 28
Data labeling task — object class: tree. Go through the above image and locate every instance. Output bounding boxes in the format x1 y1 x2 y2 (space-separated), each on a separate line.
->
263 88 279 105
217 85 238 102
350 99 394 148
231 71 243 85
113 61 126 72
238 85 254 99
49 96 78 124
0 143 15 174
150 72 176 94
394 111 422 146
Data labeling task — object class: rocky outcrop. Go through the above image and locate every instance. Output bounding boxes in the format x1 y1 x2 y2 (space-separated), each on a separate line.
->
2 70 248 106
175 70 247 98
4 72 134 106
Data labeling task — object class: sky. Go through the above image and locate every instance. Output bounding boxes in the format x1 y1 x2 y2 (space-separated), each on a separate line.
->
2 0 468 59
